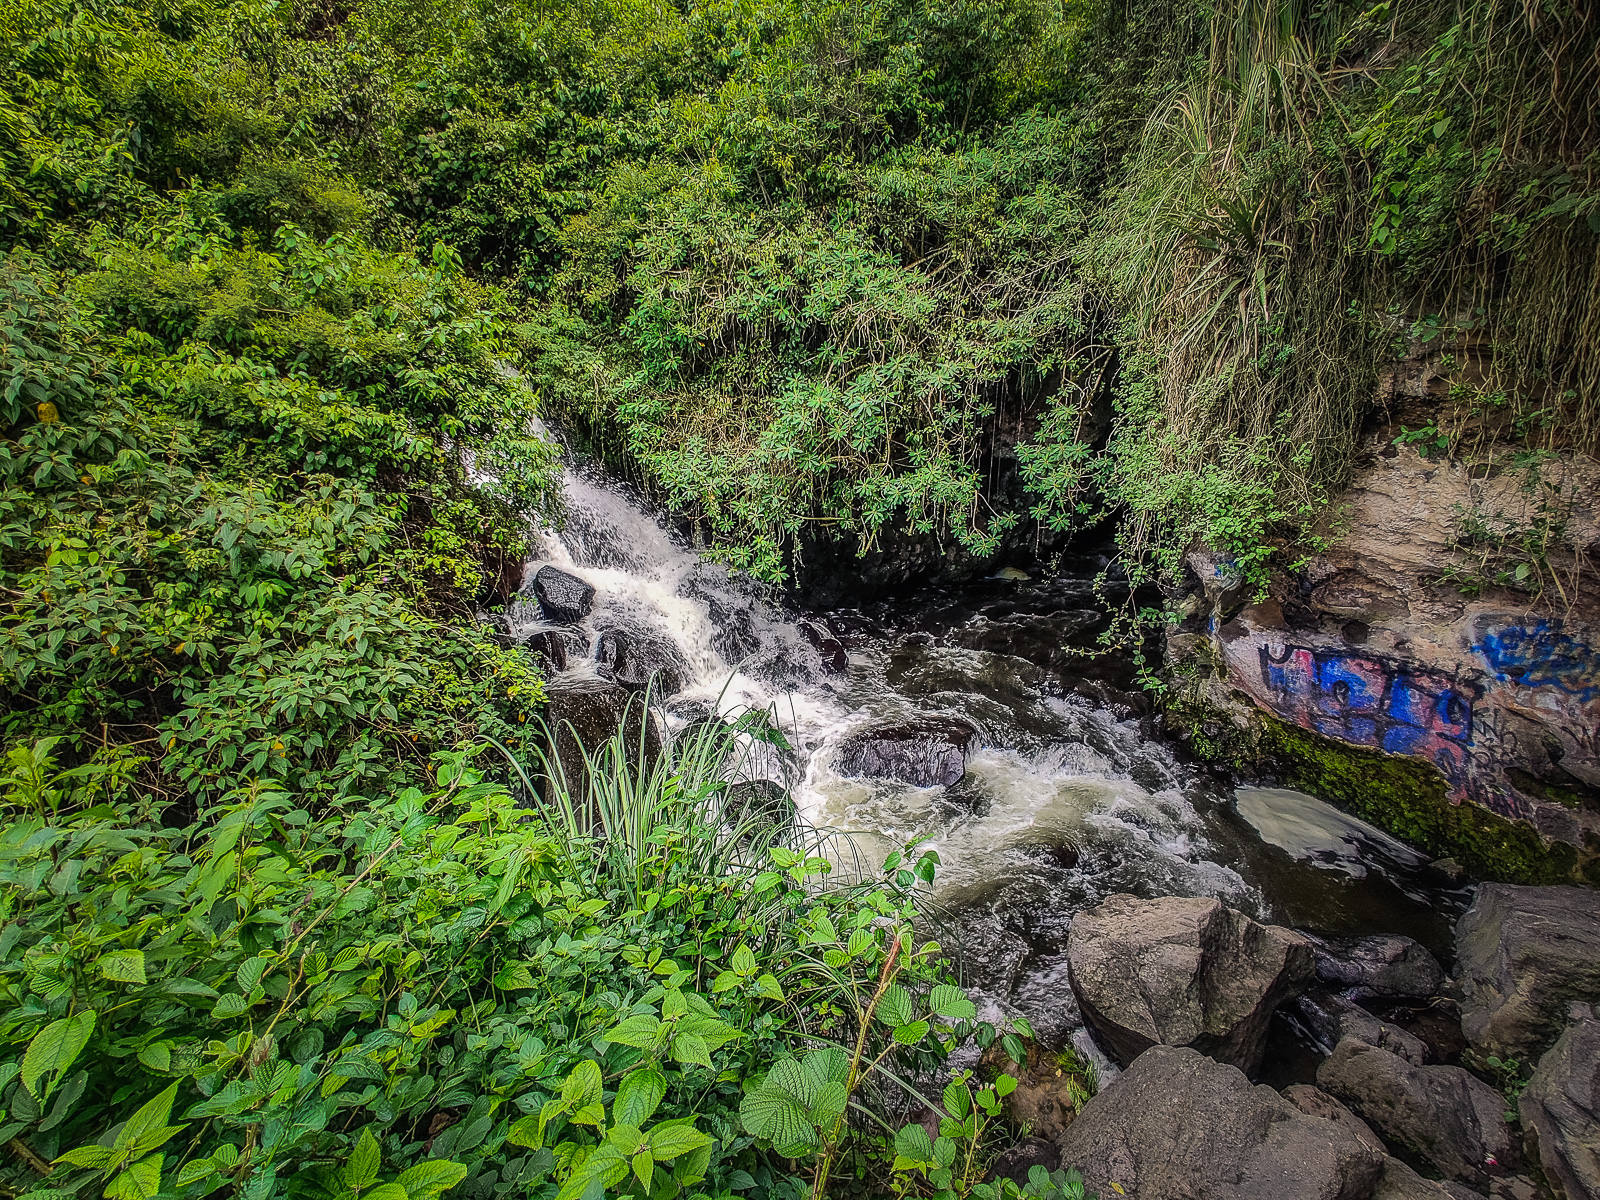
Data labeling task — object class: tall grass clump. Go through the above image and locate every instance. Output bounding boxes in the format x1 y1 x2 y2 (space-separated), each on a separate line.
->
1020 0 1600 595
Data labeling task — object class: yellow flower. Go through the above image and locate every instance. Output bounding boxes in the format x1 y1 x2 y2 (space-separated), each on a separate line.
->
36 402 60 424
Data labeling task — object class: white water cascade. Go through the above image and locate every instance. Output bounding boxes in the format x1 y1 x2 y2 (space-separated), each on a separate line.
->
498 440 1467 1048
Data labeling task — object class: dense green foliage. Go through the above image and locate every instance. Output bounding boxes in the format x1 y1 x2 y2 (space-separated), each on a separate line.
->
0 723 1076 1200
1 0 1594 1197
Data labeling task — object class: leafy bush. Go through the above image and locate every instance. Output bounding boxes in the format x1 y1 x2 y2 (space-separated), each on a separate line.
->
0 709 1049 1200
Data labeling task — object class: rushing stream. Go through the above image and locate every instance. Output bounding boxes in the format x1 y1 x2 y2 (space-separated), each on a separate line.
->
501 442 1476 1080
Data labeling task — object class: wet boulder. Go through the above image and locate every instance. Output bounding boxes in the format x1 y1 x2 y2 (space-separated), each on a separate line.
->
1317 1037 1517 1191
594 620 688 695
1518 1016 1600 1200
543 676 661 801
800 620 848 673
1308 934 1446 1001
531 565 595 624
835 717 977 788
1066 893 1315 1074
1296 988 1431 1066
984 1138 1061 1187
1455 885 1600 1060
523 630 572 672
1372 1157 1487 1200
1056 1045 1386 1200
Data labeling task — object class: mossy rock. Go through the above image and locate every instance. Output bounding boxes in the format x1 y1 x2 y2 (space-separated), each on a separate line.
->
1164 684 1595 885
1255 714 1590 887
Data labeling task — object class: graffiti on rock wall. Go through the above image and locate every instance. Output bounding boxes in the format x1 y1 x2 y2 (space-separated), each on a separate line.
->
1472 618 1600 764
1225 616 1598 823
1252 644 1484 802
1473 619 1600 702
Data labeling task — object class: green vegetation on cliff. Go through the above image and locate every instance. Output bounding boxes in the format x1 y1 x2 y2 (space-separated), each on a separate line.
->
1 0 1595 1198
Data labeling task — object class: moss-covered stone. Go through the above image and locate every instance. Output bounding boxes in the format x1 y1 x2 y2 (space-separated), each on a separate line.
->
1255 714 1586 886
1163 680 1599 884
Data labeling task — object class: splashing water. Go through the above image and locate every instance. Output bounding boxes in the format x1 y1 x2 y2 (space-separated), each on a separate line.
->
504 438 1465 1046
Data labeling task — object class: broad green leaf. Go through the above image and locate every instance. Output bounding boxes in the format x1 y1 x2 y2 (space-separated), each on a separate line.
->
507 1116 541 1149
493 964 534 991
104 1154 162 1200
176 1159 219 1187
807 1080 847 1127
929 984 977 1020
892 1020 930 1046
613 1069 666 1129
670 1032 711 1069
23 1011 96 1100
739 1083 819 1157
1000 1033 1027 1064
943 1080 972 1119
604 1014 661 1048
394 1160 469 1199
876 985 913 1028
365 1184 409 1200
605 1126 643 1156
136 1043 171 1074
114 1084 184 1155
555 1144 627 1200
560 1060 603 1110
54 1145 116 1171
753 973 785 1001
630 1151 653 1191
994 1073 1017 1098
738 1053 844 1157
98 950 147 985
730 944 757 978
894 1123 934 1164
646 1123 712 1160
342 1129 381 1190
235 957 271 993
678 1014 742 1050
710 970 740 993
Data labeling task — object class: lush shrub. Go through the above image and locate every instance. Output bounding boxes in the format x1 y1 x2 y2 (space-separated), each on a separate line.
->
0 715 1077 1200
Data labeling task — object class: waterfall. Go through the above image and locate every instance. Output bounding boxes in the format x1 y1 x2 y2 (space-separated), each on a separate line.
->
500 436 1466 1047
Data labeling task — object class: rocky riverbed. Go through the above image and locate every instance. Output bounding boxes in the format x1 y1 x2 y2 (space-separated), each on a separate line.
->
496 444 1599 1200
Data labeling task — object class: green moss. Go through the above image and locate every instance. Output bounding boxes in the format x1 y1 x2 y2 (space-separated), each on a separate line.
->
1255 715 1583 886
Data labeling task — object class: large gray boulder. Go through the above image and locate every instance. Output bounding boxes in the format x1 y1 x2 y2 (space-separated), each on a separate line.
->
1518 1017 1600 1200
1372 1157 1486 1200
1309 934 1446 1000
1456 885 1600 1061
1317 1037 1517 1191
1055 1045 1387 1200
1066 894 1315 1074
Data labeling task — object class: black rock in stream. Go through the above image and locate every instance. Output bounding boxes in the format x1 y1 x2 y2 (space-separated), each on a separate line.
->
835 717 977 787
594 618 688 694
531 565 595 624
1307 933 1446 1000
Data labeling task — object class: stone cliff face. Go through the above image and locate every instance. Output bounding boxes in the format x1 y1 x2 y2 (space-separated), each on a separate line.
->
1171 437 1600 882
